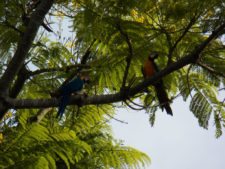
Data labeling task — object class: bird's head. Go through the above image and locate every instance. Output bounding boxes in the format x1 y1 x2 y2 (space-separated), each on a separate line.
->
148 52 158 60
80 75 90 84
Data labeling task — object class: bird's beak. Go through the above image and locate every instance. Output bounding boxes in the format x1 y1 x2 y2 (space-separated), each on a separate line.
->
85 79 90 84
84 77 90 84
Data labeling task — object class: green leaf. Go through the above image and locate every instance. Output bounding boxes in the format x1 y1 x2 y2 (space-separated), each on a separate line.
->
190 92 212 129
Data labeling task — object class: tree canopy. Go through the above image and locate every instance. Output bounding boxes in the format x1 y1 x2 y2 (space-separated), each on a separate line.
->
0 0 224 168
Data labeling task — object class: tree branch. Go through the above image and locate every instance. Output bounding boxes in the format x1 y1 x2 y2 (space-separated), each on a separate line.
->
61 40 95 86
0 0 54 96
30 64 90 76
167 17 197 64
117 23 133 93
0 0 54 120
197 62 225 78
28 108 53 123
9 65 30 98
2 18 225 115
2 21 23 35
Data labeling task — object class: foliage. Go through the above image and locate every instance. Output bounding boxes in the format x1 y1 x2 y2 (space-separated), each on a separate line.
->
0 0 225 168
0 106 150 169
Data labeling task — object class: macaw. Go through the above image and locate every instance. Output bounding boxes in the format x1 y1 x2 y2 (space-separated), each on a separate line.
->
57 75 90 118
142 53 173 116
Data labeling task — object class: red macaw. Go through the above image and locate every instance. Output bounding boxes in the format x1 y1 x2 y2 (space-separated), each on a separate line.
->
142 53 173 115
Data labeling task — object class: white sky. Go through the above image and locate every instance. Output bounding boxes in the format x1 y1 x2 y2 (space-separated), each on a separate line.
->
111 98 225 169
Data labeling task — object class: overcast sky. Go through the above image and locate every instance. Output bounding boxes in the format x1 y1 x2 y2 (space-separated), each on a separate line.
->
111 97 225 169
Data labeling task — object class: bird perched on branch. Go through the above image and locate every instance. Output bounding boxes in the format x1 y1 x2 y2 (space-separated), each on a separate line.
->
56 75 90 118
142 52 173 115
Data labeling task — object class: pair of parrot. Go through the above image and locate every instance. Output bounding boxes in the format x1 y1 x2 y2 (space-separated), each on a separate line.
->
142 53 173 116
56 53 172 118
56 75 90 118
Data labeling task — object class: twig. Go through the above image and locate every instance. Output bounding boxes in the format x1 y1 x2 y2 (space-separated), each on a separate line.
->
30 64 90 76
105 112 128 124
167 17 197 65
124 100 145 111
61 39 95 86
128 98 146 109
197 62 225 78
117 23 133 95
2 21 23 34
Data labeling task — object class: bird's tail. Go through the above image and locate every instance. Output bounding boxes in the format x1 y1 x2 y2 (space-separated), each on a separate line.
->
163 102 173 116
57 94 70 119
154 82 173 116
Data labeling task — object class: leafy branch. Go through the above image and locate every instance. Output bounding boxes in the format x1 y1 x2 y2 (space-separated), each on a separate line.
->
4 21 225 110
197 62 225 78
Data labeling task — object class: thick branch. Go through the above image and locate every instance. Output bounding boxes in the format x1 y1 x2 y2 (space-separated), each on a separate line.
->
9 66 30 98
0 0 54 96
0 0 54 120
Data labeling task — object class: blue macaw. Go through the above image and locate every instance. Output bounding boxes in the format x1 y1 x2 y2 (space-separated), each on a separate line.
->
57 76 89 118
